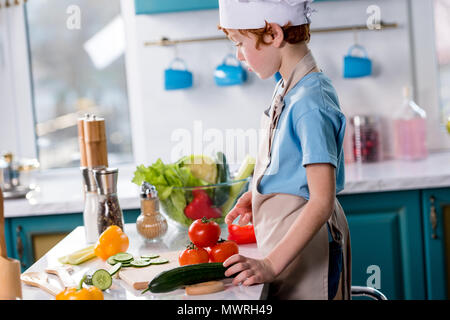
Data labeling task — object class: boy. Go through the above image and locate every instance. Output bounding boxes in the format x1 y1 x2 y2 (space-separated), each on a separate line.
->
219 0 351 300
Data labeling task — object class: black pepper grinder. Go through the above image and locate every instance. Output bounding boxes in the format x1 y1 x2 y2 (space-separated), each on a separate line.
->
93 168 124 234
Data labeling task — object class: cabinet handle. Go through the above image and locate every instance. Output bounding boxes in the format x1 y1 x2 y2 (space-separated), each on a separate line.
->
15 225 26 267
429 196 438 239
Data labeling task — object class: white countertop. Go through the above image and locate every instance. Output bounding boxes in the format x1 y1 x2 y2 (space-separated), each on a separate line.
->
4 151 450 218
21 223 266 300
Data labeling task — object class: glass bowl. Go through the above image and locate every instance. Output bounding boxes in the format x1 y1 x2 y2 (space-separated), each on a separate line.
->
158 176 252 229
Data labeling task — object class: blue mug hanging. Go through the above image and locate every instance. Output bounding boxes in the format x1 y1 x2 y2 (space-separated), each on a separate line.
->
343 44 372 78
214 54 247 86
164 58 193 90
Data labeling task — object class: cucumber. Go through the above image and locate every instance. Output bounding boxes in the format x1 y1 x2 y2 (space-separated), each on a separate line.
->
108 262 122 276
150 258 169 265
92 269 112 291
143 263 229 294
221 154 255 215
213 152 231 208
112 252 134 262
107 255 118 265
131 259 152 267
141 254 160 259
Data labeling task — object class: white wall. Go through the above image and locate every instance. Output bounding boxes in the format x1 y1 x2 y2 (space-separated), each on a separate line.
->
122 0 428 167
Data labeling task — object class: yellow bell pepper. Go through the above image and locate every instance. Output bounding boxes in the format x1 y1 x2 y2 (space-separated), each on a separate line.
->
56 286 104 300
94 225 129 260
56 274 104 300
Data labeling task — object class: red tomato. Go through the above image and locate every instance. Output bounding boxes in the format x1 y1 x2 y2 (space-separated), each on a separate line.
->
188 217 221 248
209 240 239 263
178 244 210 266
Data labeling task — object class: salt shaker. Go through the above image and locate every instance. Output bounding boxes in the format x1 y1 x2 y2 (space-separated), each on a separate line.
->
81 167 101 243
136 182 168 242
93 168 124 234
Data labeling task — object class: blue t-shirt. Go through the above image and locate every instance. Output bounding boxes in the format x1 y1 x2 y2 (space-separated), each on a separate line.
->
258 72 346 203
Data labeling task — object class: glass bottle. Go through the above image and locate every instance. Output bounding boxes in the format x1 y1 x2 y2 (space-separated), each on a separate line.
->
393 86 428 160
81 167 100 243
136 182 168 242
93 168 124 234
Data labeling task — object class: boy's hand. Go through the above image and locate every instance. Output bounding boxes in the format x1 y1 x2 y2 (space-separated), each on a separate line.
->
225 191 253 225
223 254 276 286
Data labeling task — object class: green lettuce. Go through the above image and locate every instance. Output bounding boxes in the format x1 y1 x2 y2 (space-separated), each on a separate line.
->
132 158 209 227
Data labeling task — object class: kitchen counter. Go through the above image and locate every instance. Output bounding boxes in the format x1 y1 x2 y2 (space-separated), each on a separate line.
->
21 223 266 300
4 151 450 218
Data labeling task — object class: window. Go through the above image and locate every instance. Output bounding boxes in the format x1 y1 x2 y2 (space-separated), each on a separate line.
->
434 0 450 124
25 0 133 169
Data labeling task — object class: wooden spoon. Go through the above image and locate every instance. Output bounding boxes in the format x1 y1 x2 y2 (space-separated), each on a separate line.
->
45 265 76 288
20 272 62 296
0 187 23 300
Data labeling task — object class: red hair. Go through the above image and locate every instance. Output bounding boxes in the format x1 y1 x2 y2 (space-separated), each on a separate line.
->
218 21 311 50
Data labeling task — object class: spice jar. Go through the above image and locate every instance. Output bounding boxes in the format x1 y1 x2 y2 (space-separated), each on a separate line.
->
136 182 168 242
351 115 382 163
93 168 124 234
81 167 102 243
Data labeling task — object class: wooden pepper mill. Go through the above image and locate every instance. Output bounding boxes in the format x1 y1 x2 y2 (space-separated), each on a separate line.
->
0 187 23 300
82 115 108 168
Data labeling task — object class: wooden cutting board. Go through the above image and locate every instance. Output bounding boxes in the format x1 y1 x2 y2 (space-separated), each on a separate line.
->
118 251 181 290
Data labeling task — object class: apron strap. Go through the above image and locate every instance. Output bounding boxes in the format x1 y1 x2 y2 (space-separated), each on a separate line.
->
266 50 318 157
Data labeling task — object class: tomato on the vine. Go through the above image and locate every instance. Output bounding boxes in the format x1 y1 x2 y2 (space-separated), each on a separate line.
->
178 243 210 266
188 217 221 248
209 239 239 263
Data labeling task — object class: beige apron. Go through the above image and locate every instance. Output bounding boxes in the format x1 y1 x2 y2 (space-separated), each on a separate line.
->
251 51 352 300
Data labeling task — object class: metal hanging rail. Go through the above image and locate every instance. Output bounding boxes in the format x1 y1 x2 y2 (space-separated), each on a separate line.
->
144 21 398 47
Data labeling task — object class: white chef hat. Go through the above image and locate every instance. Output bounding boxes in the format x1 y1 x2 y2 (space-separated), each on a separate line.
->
219 0 314 29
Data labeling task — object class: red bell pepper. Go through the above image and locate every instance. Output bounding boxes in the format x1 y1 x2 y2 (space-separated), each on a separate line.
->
184 189 222 220
227 224 256 244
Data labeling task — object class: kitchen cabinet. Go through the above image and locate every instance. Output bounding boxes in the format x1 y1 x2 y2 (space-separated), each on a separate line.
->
5 186 450 298
338 190 427 300
421 188 450 300
7 209 140 271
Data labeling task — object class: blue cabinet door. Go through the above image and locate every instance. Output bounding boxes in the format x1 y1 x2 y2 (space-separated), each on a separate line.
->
421 188 450 300
338 190 426 300
9 213 84 271
4 217 13 258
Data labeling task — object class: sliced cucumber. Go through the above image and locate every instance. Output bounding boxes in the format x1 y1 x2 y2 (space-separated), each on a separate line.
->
108 262 122 276
92 269 112 291
130 259 152 268
150 258 169 265
107 256 117 265
141 254 160 259
113 252 134 262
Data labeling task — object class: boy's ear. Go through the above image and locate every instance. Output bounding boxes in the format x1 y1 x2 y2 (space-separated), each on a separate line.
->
270 23 284 48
